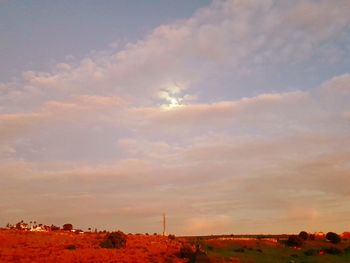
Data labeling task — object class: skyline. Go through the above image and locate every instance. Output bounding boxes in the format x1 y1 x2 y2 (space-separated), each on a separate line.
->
1 0 350 235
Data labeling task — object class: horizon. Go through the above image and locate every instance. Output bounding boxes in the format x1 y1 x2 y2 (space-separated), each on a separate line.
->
1 0 350 236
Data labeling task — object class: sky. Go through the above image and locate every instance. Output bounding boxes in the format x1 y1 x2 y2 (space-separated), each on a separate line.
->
1 0 350 235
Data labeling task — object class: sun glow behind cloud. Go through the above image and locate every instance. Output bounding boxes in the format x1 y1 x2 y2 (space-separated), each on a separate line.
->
158 84 188 109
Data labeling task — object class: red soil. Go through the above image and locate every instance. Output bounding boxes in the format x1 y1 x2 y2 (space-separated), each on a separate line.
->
0 230 187 263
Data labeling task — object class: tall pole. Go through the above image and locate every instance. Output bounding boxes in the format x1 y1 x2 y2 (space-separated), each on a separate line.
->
163 213 166 236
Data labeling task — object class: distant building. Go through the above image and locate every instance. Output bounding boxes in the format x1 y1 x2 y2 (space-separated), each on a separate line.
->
30 226 47 232
341 232 350 239
314 232 325 239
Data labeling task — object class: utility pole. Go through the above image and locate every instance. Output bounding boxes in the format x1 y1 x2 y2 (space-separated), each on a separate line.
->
162 213 166 236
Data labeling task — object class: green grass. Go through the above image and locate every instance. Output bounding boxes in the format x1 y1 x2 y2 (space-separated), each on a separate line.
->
195 238 350 263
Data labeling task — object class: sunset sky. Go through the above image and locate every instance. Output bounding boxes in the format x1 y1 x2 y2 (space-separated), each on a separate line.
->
1 0 350 235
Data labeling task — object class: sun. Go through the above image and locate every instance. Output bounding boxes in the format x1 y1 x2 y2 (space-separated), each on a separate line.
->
168 97 181 108
158 84 184 109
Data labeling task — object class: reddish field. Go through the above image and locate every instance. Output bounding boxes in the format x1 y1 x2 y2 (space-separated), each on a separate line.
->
0 230 187 263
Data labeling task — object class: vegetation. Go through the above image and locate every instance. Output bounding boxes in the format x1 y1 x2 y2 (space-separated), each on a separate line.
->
100 231 127 249
323 246 343 255
62 224 73 231
326 232 341 244
286 235 303 247
178 243 195 259
298 231 309 240
168 234 176 240
0 230 184 262
65 244 77 250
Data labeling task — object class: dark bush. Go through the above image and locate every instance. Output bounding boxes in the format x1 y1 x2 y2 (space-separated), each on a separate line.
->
100 231 127 249
323 246 342 255
62 224 73 231
50 225 60 231
65 244 76 250
304 249 317 256
168 234 176 240
326 232 341 244
298 231 308 240
234 248 245 253
178 243 195 259
309 234 315 240
256 248 263 253
344 246 350 253
286 235 303 247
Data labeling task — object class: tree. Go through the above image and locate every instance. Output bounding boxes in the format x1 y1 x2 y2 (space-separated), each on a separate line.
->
100 231 127 249
50 224 60 231
326 232 341 244
298 231 309 240
63 224 73 231
286 235 303 247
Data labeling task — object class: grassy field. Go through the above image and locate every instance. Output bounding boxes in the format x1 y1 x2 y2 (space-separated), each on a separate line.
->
181 236 350 263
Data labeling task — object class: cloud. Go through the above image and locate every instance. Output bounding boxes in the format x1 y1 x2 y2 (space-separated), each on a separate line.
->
2 0 349 114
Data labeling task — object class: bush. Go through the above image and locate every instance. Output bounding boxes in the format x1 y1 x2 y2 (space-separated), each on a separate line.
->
207 245 214 251
168 234 176 240
309 234 315 240
65 244 76 250
50 225 60 231
62 224 73 231
100 231 127 249
234 248 245 253
178 243 195 259
323 246 342 255
304 249 317 256
298 231 308 240
344 246 350 253
326 232 341 244
286 235 303 247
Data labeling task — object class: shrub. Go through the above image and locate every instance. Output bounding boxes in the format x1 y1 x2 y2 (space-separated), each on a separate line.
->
178 243 195 259
326 232 341 244
344 246 350 253
286 235 303 247
234 248 245 253
50 225 60 231
65 244 76 250
309 234 315 240
298 231 308 240
304 249 317 256
100 231 127 249
323 246 342 255
62 224 73 231
168 234 176 240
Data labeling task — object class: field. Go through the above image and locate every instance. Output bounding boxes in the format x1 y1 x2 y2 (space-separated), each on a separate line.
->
0 229 186 263
181 235 350 263
1 230 350 262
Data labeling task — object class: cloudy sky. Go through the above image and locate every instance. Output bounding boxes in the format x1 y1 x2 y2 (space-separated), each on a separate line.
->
1 0 350 235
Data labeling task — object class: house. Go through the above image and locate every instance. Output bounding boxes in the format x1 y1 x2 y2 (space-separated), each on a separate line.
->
314 232 325 239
